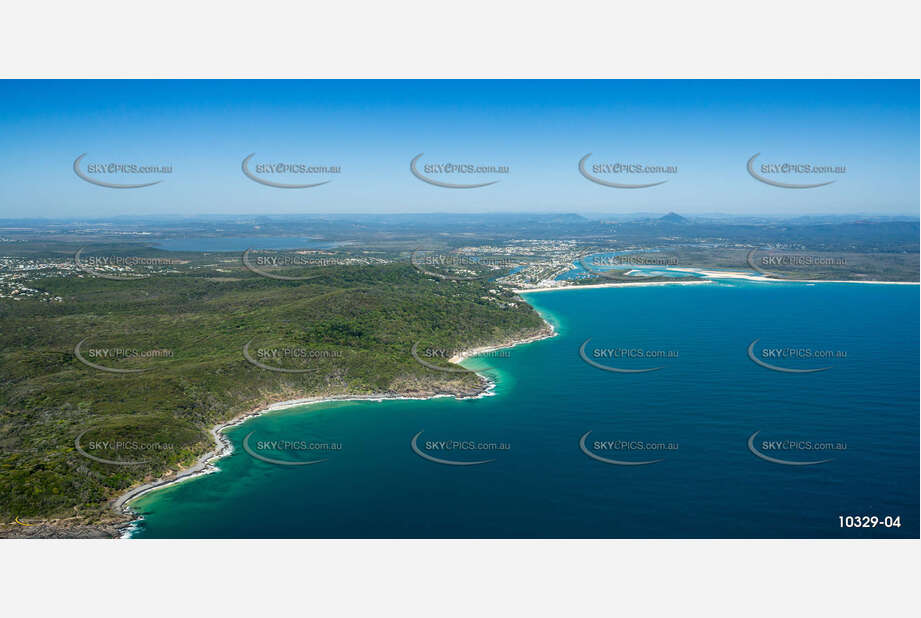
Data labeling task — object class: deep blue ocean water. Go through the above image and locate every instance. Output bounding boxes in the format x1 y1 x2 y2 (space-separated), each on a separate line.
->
130 281 919 538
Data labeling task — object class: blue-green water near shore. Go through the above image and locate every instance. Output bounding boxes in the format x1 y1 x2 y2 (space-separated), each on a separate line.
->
129 281 919 538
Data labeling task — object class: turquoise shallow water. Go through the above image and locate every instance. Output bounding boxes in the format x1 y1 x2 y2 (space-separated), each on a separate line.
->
557 250 704 280
130 281 919 538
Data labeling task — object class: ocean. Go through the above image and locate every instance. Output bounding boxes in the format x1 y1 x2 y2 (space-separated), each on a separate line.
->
129 280 919 538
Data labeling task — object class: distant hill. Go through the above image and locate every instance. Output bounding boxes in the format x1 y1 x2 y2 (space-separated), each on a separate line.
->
659 212 688 224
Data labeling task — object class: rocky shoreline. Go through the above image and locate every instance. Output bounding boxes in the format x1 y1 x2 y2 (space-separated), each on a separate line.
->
1 319 556 539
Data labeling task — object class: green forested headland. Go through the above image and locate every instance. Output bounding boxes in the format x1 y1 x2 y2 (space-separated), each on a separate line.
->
0 258 544 524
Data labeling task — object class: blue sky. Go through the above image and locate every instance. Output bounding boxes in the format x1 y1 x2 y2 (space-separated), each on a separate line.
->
0 80 917 218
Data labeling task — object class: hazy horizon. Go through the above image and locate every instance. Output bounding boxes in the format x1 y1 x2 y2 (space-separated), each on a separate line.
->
1 211 918 223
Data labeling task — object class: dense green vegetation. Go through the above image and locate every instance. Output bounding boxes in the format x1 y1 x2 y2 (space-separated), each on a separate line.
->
0 256 545 523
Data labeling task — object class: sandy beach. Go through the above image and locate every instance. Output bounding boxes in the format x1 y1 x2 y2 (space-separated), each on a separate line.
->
114 390 493 528
109 267 914 536
514 279 714 293
113 317 558 535
515 271 918 293
668 267 919 284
